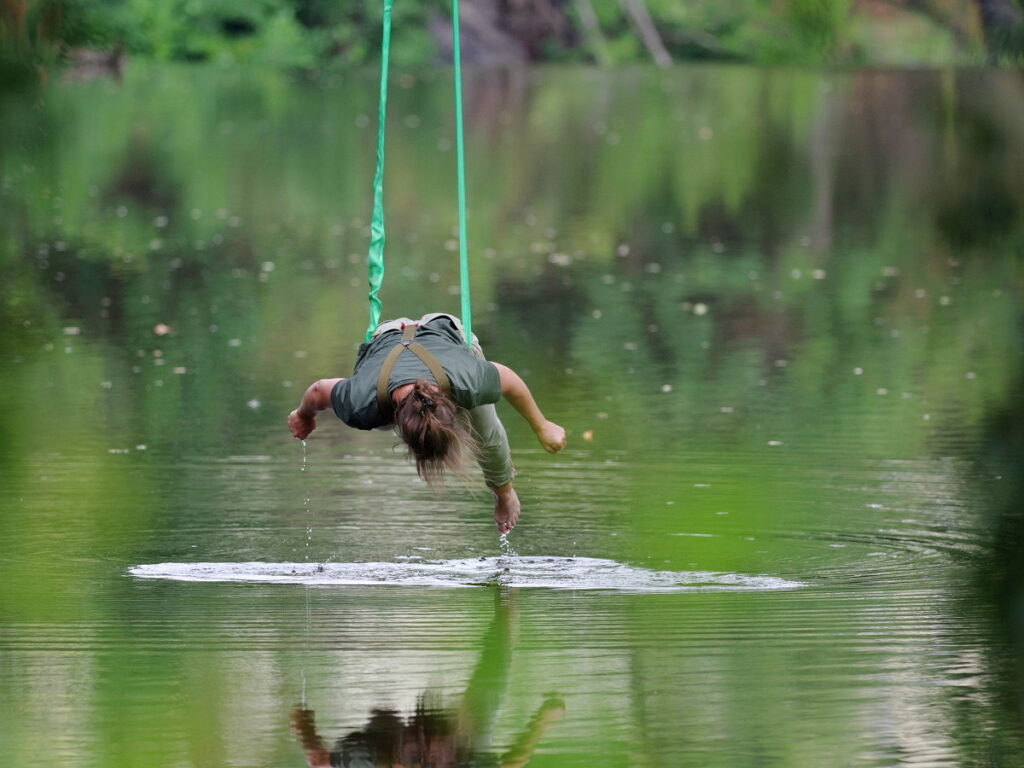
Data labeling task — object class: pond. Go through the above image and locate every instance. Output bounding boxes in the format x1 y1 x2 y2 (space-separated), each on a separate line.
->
1 63 1023 767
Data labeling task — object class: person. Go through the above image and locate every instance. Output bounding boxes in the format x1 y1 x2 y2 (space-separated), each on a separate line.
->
287 312 566 533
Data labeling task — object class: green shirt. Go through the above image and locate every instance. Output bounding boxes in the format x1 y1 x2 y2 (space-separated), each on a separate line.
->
331 318 502 430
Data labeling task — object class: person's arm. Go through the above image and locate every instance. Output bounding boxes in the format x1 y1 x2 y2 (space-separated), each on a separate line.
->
499 696 565 768
492 363 566 453
289 707 333 768
287 378 344 439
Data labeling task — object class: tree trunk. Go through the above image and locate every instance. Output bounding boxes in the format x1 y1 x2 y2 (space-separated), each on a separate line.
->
619 0 672 68
573 0 611 66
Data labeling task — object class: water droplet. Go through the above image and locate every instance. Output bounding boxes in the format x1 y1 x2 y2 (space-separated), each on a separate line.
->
499 533 518 557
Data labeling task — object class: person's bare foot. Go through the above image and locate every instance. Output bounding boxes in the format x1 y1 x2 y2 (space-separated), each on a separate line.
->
492 483 520 534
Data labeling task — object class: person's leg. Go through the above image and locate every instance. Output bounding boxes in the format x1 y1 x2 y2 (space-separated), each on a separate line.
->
469 404 519 534
461 329 519 532
419 313 482 350
420 313 520 531
469 404 515 489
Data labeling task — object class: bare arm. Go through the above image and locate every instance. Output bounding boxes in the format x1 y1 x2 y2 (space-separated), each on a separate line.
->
287 378 344 439
499 696 565 768
289 708 333 768
492 363 566 453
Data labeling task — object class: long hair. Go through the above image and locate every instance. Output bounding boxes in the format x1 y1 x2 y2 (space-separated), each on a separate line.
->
393 379 477 486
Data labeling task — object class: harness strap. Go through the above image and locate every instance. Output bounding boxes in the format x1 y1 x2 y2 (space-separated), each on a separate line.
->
375 324 452 418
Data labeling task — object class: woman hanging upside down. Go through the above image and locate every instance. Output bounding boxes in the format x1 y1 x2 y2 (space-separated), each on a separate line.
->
287 312 566 533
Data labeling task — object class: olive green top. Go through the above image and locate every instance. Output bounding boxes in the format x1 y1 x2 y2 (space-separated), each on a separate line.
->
331 317 501 430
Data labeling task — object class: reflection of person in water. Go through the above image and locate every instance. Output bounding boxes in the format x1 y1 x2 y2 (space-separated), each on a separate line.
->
291 589 564 768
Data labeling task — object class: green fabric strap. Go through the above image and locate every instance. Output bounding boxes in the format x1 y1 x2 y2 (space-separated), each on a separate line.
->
363 0 473 347
363 0 393 343
452 0 472 346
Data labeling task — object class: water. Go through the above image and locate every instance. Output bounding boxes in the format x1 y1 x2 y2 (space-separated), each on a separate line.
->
1 64 1023 767
499 531 518 557
129 556 805 591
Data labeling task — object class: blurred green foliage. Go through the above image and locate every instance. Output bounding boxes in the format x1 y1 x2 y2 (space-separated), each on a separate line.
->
1 64 1021 469
0 0 1012 76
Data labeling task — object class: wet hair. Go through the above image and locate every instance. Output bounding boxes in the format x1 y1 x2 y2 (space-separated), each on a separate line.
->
336 698 463 767
393 379 476 486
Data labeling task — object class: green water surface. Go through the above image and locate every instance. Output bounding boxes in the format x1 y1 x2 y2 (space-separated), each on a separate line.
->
1 64 1023 767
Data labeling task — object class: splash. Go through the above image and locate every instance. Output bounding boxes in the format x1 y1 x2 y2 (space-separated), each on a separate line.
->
498 532 518 557
128 557 805 593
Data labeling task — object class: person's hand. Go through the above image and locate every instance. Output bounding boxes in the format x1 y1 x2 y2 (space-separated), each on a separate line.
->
534 421 566 453
539 694 566 720
290 707 316 736
288 409 316 440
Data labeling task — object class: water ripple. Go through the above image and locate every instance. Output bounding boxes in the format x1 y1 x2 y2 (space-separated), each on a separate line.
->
129 556 805 592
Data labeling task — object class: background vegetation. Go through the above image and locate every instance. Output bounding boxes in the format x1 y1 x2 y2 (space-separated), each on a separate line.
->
2 0 1024 81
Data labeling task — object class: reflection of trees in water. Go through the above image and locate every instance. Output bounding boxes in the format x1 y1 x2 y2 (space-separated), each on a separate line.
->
950 371 1024 761
1 68 1022 451
292 589 564 768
